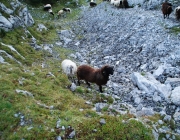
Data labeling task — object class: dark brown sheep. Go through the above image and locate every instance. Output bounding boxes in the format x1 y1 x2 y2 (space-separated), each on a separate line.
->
161 2 173 19
77 65 114 93
175 6 180 20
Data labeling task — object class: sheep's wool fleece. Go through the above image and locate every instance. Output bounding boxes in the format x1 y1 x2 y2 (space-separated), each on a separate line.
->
61 59 77 75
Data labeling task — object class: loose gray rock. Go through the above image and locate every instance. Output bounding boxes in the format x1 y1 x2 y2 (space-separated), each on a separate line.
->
70 83 77 91
100 118 106 125
170 86 180 105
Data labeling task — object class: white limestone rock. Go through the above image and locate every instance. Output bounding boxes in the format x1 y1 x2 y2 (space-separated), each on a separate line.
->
170 86 180 106
131 72 172 99
0 15 13 31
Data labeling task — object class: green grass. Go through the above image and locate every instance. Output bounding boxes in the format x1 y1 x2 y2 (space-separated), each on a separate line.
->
170 26 180 34
0 0 155 139
75 116 153 140
0 0 12 9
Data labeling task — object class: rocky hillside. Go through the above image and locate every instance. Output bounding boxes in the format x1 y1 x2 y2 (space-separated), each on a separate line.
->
1 0 180 139
58 1 180 139
0 0 34 31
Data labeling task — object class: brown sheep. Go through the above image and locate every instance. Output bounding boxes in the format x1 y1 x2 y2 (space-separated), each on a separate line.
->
161 1 173 19
77 65 114 93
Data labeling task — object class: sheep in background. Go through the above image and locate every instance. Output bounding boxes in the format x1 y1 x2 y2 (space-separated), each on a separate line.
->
77 64 114 93
122 0 129 8
113 0 121 7
61 59 77 83
62 8 71 13
161 1 173 19
48 9 54 16
57 8 71 18
43 4 52 11
110 0 115 5
118 0 129 8
90 0 97 7
175 6 180 20
57 10 64 18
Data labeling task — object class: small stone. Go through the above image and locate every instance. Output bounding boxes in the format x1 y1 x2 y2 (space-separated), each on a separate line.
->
100 118 106 125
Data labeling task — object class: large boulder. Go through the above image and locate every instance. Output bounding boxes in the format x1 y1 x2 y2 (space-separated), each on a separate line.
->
18 6 34 27
131 72 172 99
0 14 13 31
0 0 34 31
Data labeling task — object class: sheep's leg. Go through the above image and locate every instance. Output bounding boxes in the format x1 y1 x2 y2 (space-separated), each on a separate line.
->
99 85 103 93
77 78 81 86
72 76 76 84
68 75 74 83
86 81 90 87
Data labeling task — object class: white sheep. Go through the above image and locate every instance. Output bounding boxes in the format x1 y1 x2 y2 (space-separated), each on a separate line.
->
113 0 120 7
57 8 71 18
90 0 97 7
175 6 180 20
57 10 64 18
62 8 71 13
61 59 77 83
44 4 52 11
110 0 114 4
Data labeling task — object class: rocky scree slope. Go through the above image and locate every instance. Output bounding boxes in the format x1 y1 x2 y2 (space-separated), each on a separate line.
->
58 2 180 137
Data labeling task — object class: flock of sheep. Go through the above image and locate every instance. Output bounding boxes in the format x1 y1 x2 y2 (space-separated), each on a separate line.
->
44 1 180 93
61 59 114 93
43 4 71 18
43 0 129 19
43 1 115 93
43 0 99 18
162 1 180 20
43 1 180 20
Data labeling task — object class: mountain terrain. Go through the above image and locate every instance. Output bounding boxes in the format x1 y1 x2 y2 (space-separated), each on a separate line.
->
0 0 180 139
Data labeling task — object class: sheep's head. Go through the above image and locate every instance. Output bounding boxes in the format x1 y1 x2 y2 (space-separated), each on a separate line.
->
102 65 114 77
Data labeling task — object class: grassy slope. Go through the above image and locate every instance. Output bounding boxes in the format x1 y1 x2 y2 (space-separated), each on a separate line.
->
0 0 155 139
